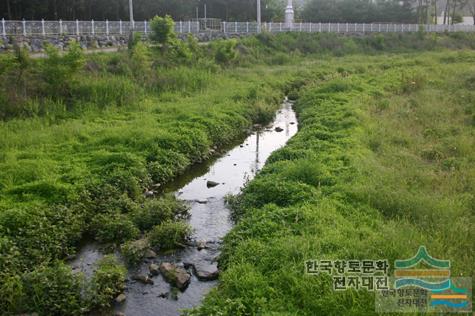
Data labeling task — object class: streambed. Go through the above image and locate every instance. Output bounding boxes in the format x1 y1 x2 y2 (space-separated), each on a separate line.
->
71 99 298 316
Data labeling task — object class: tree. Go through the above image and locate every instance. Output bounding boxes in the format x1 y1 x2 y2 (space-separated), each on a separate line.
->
150 15 176 46
469 0 475 24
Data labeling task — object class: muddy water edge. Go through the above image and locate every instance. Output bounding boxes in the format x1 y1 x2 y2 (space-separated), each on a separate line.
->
69 99 298 316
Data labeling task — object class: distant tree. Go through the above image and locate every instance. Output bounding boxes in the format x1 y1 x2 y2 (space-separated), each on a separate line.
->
302 0 415 23
469 0 475 24
150 15 176 46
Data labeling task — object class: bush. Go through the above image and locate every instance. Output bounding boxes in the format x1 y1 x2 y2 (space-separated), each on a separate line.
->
148 220 191 251
23 263 84 315
130 195 188 231
0 274 25 315
41 41 85 98
149 15 176 46
88 255 126 310
213 39 238 65
120 238 150 266
90 213 139 244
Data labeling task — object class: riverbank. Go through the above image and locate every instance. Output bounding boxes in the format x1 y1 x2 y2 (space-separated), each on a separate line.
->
0 53 289 315
192 51 475 315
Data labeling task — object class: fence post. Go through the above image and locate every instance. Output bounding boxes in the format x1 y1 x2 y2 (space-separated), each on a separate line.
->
370 23 373 32
346 22 349 33
309 23 312 32
337 23 339 33
22 19 26 36
247 21 249 33
119 20 123 35
269 22 272 32
188 21 191 33
76 19 79 35
235 21 238 33
328 22 331 32
1 18 5 36
144 20 148 34
363 23 365 33
91 19 94 35
106 19 109 36
378 23 381 32
41 19 45 36
223 21 226 33
319 22 321 32
59 19 63 35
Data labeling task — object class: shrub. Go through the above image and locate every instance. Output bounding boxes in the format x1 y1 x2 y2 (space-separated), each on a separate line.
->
0 274 25 315
121 238 150 266
213 39 238 65
130 195 188 231
23 263 84 315
150 15 176 46
41 41 85 98
148 220 191 251
90 213 139 244
88 255 126 310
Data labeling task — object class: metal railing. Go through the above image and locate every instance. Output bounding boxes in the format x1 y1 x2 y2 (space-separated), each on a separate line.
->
1 19 475 36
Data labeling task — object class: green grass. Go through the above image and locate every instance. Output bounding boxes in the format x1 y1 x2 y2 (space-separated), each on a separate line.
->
191 51 475 315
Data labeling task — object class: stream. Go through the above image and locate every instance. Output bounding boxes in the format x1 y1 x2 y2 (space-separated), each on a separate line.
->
70 98 298 316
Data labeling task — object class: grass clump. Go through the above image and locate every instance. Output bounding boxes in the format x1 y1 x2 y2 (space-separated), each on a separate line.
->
88 255 126 310
148 220 192 251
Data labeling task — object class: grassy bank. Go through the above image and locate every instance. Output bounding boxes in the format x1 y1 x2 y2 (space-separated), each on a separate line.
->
192 51 475 315
0 39 288 315
1 31 475 314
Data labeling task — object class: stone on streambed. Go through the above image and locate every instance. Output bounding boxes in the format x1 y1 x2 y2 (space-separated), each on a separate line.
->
145 249 157 259
197 240 208 250
132 274 154 285
185 262 219 281
206 180 219 188
159 262 191 291
149 263 160 276
115 293 126 304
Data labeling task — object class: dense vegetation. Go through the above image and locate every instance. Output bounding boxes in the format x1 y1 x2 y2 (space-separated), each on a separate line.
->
191 46 475 315
1 30 475 314
1 0 290 21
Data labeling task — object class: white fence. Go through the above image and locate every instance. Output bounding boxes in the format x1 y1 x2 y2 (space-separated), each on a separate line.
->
1 19 475 36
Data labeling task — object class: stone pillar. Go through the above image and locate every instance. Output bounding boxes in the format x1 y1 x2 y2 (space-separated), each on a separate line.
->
285 0 294 29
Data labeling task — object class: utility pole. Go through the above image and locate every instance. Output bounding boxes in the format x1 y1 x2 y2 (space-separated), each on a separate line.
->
129 0 134 30
257 0 261 33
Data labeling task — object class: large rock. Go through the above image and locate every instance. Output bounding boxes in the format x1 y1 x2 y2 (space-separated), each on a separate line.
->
206 180 219 188
159 262 191 291
186 263 219 281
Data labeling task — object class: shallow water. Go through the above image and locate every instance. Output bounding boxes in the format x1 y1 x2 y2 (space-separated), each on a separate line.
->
72 99 298 316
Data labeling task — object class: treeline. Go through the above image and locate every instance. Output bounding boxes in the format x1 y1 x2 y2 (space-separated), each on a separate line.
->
302 0 416 23
1 0 287 21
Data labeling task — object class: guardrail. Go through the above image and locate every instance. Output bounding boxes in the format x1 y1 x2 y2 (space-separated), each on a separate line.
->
1 19 475 36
